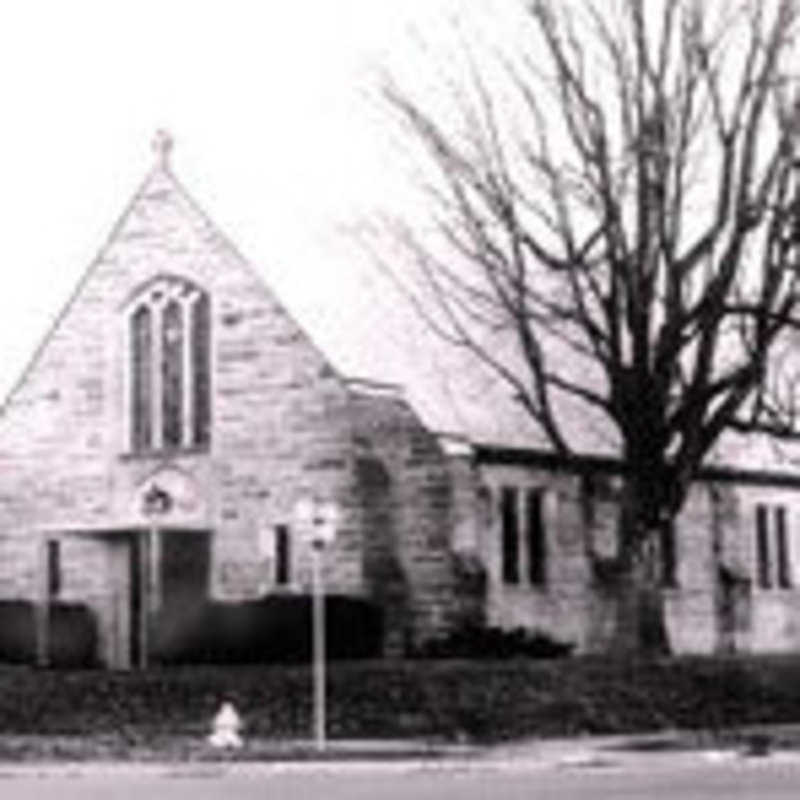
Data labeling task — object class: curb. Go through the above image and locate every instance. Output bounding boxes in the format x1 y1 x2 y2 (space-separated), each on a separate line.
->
0 757 480 780
3 736 800 779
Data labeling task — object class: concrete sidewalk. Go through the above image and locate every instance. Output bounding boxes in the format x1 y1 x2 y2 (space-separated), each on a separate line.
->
2 728 800 779
485 726 800 772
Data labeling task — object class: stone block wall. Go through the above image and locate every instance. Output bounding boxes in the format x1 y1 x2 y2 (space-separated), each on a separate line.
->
0 165 379 663
3 153 800 665
476 463 594 650
0 162 486 664
348 388 473 653
733 483 800 653
473 453 800 655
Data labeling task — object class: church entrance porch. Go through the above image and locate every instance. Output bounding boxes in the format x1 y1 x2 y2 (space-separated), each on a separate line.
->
109 527 211 670
38 526 212 670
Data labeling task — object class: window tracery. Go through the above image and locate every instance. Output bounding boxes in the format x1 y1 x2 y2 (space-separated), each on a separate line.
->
128 277 210 452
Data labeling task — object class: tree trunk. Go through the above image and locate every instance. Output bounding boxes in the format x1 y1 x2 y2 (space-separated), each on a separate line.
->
593 529 671 656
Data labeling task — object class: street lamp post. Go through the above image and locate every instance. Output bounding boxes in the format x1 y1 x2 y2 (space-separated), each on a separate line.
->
294 497 338 752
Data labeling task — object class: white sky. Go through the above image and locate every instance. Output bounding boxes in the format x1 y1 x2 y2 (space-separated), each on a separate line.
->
0 0 520 401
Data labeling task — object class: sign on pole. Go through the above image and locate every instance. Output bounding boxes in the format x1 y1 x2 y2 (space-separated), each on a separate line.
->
293 496 338 751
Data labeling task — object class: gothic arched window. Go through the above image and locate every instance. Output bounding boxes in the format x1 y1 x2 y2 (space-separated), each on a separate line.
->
128 277 211 452
131 305 153 452
162 300 184 448
191 293 211 447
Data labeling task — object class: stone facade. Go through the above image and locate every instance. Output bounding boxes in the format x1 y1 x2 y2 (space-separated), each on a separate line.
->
467 447 800 655
1 138 800 667
0 143 469 668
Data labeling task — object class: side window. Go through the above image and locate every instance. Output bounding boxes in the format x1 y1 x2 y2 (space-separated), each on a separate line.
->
500 485 548 588
275 525 291 587
756 504 771 588
500 487 520 584
776 506 792 589
755 503 792 590
47 540 61 599
526 489 547 586
661 521 677 587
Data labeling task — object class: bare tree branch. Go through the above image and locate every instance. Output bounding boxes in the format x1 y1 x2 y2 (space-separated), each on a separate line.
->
378 0 800 651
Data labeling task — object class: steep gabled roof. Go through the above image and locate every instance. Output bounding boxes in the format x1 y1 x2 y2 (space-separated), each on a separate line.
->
1 132 349 419
5 134 800 479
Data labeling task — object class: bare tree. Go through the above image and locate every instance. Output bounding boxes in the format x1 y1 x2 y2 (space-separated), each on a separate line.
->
382 0 800 653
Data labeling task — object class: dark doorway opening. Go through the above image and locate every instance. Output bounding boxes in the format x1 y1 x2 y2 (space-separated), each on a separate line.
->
128 533 145 669
160 530 210 613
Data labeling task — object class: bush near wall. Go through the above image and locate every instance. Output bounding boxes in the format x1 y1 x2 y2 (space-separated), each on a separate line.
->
0 600 97 668
415 625 574 659
1 656 800 743
151 595 384 664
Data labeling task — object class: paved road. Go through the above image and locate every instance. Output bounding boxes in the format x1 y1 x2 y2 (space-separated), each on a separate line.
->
2 758 800 800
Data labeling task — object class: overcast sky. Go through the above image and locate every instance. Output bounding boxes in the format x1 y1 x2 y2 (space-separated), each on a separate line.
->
0 1 522 403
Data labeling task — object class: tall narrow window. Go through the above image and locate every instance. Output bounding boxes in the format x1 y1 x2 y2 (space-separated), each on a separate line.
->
776 506 792 589
192 293 211 447
755 503 793 590
661 521 677 587
47 540 61 599
501 487 519 584
756 504 772 589
162 300 183 448
275 525 291 586
526 489 546 585
131 306 152 452
127 278 210 452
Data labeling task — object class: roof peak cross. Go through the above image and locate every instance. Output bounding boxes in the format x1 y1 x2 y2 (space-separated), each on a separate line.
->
151 129 173 169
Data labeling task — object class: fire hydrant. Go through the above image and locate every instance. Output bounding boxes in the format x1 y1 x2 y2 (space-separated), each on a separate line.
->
208 701 244 749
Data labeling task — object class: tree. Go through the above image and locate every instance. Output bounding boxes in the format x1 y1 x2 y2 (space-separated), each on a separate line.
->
382 0 800 653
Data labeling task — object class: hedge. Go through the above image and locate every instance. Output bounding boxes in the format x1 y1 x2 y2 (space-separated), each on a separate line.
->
1 655 800 743
151 595 384 664
0 600 97 668
415 624 574 659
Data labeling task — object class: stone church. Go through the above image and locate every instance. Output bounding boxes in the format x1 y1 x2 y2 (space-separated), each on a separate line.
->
0 133 799 668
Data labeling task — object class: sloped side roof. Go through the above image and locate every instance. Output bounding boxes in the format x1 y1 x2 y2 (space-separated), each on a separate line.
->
4 140 798 480
286 275 619 456
289 261 800 477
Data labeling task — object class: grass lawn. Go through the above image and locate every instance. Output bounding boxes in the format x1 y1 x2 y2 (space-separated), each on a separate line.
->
1 655 800 759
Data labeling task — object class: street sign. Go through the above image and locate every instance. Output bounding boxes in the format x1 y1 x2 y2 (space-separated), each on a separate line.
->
292 494 340 751
294 497 339 547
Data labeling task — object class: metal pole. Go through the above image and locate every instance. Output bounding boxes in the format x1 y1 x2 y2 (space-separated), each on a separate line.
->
311 542 326 751
36 537 50 668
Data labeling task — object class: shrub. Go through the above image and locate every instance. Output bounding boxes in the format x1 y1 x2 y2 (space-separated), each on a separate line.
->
151 594 384 665
0 600 97 668
0 601 35 663
48 603 98 668
416 624 573 659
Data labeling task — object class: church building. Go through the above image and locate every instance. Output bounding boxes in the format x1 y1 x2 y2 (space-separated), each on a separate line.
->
0 133 799 668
